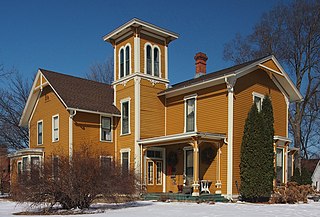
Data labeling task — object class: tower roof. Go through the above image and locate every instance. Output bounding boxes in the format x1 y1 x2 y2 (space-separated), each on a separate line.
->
103 18 179 44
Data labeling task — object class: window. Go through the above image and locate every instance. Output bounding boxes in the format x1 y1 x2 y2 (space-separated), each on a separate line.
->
22 157 28 174
276 148 283 185
252 92 264 112
120 48 124 78
146 45 152 75
185 97 196 132
17 161 22 181
146 150 162 159
145 44 161 77
287 153 293 181
52 156 59 179
119 44 131 79
121 151 129 173
154 47 159 77
101 117 112 141
31 156 40 180
121 100 130 135
52 115 59 142
147 161 154 185
156 161 162 185
100 156 112 172
125 46 130 76
37 121 43 145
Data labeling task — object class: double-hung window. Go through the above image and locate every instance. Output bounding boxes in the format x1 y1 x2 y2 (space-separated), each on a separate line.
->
52 115 59 142
121 149 130 173
101 116 112 141
121 99 130 135
185 97 196 132
37 120 43 145
252 92 264 112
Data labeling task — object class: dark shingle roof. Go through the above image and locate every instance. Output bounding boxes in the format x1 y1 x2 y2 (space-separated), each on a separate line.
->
301 159 320 174
160 56 269 94
40 69 120 115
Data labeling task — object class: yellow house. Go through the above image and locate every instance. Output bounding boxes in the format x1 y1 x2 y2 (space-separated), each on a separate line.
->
10 18 302 199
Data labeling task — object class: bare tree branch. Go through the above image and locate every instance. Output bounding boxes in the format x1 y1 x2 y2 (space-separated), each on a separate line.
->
223 0 320 160
85 57 113 84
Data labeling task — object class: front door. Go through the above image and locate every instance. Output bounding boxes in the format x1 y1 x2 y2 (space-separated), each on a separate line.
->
146 159 163 193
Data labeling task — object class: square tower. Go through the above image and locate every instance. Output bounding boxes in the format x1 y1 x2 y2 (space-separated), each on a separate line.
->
103 19 178 172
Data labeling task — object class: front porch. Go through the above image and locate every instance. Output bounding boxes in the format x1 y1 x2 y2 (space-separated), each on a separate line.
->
138 132 227 197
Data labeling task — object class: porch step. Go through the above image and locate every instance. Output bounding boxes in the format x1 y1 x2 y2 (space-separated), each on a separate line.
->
141 193 227 202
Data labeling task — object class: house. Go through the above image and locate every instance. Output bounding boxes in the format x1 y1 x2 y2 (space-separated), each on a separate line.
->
10 18 302 199
0 145 10 194
301 159 320 192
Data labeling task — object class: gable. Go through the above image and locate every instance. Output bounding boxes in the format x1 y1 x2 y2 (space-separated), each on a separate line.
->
260 59 282 74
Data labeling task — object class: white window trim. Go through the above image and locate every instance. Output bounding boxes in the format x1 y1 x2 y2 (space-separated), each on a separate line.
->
144 43 161 78
184 94 197 133
183 146 193 183
17 160 22 174
252 92 265 111
100 115 113 142
120 97 131 136
120 148 131 171
52 114 59 142
37 120 43 145
155 161 163 186
118 43 131 79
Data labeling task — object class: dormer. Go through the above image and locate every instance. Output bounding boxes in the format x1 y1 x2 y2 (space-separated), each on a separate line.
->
103 18 179 84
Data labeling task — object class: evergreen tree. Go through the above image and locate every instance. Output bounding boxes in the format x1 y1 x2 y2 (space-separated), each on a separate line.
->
240 96 274 202
259 96 275 199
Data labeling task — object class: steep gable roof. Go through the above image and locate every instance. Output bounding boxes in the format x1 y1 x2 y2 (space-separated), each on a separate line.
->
20 69 120 127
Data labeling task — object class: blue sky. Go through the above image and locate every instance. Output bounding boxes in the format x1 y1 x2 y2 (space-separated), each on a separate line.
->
0 0 286 87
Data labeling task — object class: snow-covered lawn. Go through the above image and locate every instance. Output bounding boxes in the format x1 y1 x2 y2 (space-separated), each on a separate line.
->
0 199 319 217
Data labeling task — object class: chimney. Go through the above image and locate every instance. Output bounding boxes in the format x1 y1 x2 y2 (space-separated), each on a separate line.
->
194 52 208 78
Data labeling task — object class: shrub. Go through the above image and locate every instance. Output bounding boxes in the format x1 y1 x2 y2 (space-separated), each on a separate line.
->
270 182 314 204
11 149 139 209
240 96 274 202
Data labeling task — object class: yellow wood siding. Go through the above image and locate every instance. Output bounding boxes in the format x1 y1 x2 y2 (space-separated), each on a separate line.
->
140 34 166 79
166 84 228 135
115 79 135 168
115 35 135 81
261 59 281 73
233 69 287 193
140 79 166 139
72 112 115 157
29 86 69 158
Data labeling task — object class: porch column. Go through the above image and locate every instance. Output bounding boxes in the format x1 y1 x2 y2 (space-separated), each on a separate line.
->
191 139 200 196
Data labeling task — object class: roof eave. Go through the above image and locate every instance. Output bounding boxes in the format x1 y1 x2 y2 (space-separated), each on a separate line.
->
103 18 179 43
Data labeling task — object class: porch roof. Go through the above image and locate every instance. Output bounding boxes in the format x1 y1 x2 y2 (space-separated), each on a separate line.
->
138 132 226 146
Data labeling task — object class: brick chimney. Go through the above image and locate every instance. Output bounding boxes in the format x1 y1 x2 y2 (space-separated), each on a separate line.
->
194 52 208 78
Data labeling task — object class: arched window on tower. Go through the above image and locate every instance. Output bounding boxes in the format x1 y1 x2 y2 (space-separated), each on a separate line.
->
125 46 130 76
146 45 152 75
154 47 159 77
120 48 124 78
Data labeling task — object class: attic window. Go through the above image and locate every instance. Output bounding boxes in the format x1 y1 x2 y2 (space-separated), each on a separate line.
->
252 92 264 112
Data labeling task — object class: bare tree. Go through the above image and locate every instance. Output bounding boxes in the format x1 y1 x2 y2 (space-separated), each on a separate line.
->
85 57 114 84
0 69 30 150
223 0 320 160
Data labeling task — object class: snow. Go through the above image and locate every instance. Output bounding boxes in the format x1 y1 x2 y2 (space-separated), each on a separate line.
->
0 199 319 217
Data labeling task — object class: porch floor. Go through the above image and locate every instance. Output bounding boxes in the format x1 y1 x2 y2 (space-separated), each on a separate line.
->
141 193 227 202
